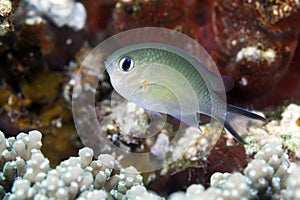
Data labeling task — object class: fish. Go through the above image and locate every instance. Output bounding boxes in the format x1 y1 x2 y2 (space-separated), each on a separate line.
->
104 42 266 144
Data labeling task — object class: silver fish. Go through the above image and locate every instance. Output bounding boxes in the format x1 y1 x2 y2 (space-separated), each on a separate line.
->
105 42 266 143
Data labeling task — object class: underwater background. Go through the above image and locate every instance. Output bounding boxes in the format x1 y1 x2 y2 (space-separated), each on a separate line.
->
0 0 300 199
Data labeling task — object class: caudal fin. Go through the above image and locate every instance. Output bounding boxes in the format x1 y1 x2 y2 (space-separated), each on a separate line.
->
224 104 267 144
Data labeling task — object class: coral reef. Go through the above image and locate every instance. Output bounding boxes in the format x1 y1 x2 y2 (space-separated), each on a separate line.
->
24 0 87 31
171 126 221 161
0 130 144 199
246 104 300 157
163 142 294 200
0 1 300 199
0 0 299 171
1 130 300 199
146 104 300 196
147 135 248 195
0 0 89 165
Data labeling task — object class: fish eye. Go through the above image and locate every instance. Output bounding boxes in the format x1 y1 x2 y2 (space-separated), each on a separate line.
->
119 57 134 72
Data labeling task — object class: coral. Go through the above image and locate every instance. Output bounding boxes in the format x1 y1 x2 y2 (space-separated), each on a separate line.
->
112 0 187 32
94 99 161 154
1 0 300 198
236 46 276 65
125 185 162 200
171 126 221 161
282 163 300 200
1 0 300 182
24 0 87 31
0 124 299 199
147 136 248 195
0 130 42 196
0 0 13 37
210 173 252 200
167 142 291 200
168 174 250 200
211 0 300 103
17 150 115 199
0 130 143 199
113 102 150 138
244 142 290 198
150 131 169 160
168 173 252 200
0 0 88 162
246 104 300 157
111 166 144 199
0 0 12 17
77 189 108 200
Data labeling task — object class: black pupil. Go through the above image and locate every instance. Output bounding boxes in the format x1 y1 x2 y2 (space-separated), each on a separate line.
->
121 58 132 71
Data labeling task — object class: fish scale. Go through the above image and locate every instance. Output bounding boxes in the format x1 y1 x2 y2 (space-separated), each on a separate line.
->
105 42 266 144
129 47 213 110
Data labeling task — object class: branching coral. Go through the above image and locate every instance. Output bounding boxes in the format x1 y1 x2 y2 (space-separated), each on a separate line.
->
282 163 300 199
1 104 300 199
1 126 300 199
0 130 143 199
0 130 42 197
168 142 296 200
244 142 290 199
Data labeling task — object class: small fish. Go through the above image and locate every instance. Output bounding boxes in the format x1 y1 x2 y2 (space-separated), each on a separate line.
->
104 42 266 144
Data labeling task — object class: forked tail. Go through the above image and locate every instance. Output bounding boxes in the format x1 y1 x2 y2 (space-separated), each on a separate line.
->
224 104 267 144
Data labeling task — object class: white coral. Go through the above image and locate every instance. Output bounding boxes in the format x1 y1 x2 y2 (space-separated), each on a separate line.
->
25 0 87 31
125 185 162 200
